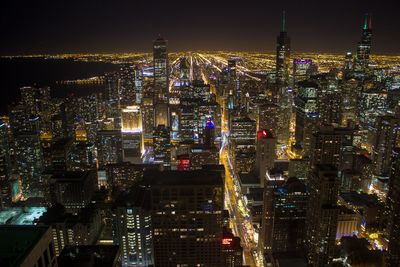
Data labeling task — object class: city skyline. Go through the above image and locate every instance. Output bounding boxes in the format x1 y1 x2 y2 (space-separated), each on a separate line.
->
1 2 400 267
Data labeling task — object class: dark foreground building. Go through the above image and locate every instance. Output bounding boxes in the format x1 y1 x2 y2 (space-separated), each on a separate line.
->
144 166 225 266
0 225 57 267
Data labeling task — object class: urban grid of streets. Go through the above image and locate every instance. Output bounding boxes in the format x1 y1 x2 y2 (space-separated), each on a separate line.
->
9 51 400 266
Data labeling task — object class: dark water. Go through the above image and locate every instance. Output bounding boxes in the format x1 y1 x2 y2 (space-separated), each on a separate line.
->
0 57 121 114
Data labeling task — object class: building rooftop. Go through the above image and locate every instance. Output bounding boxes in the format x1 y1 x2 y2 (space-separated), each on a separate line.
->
339 192 382 208
238 172 259 185
0 225 50 267
0 207 47 225
51 170 95 182
58 245 120 267
143 166 224 186
271 251 308 267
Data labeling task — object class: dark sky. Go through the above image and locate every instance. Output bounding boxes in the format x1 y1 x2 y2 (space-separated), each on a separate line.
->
1 0 399 55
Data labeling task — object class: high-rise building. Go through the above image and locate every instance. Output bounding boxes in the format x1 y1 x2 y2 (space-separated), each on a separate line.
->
50 171 97 214
153 36 169 102
0 225 57 267
14 132 44 198
179 57 190 86
359 90 387 127
257 102 279 134
141 97 155 141
180 105 197 142
256 130 276 185
294 80 318 156
306 165 339 266
276 11 291 85
144 167 224 266
316 73 341 126
293 59 313 85
134 66 144 104
311 125 354 168
258 170 285 255
222 229 243 267
38 203 102 256
340 78 360 125
0 121 11 207
104 163 153 191
354 14 372 72
153 125 171 166
20 86 40 115
372 115 400 177
104 73 121 126
204 119 215 149
112 187 153 267
68 141 96 171
229 116 257 173
154 102 170 127
386 148 400 267
275 11 292 145
121 105 143 164
189 146 219 170
96 130 123 166
260 177 308 263
344 52 353 71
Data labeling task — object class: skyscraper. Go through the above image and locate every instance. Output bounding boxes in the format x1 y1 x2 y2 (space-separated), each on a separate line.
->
260 177 308 263
14 132 44 198
153 125 171 167
134 66 144 104
275 11 291 85
96 130 123 166
311 125 354 168
153 36 169 103
255 129 276 185
386 148 400 267
306 164 339 266
275 11 292 144
112 187 153 267
144 167 225 266
294 80 318 156
0 121 11 207
121 105 143 164
372 115 400 177
229 116 257 173
354 14 372 72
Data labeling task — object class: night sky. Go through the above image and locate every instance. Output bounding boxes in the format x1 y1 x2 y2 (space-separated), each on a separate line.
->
1 0 399 55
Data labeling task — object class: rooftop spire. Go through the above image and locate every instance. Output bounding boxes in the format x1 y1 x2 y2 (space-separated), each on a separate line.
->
369 13 372 30
282 10 286 32
363 13 368 30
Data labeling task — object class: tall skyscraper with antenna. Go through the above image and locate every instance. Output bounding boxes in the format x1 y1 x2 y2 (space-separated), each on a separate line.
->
276 11 292 144
275 11 291 85
355 14 372 72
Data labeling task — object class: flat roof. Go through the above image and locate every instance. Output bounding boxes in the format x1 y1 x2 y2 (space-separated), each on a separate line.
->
51 170 95 182
58 245 120 267
340 192 382 208
238 173 259 185
0 207 47 225
143 167 224 186
0 225 50 267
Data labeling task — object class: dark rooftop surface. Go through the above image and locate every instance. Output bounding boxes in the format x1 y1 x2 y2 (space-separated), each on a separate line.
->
51 170 95 182
238 172 259 185
339 192 382 208
0 225 50 267
143 166 224 186
58 245 120 267
271 251 308 267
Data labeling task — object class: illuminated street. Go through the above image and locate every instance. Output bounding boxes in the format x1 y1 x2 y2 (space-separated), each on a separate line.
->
2 2 400 266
